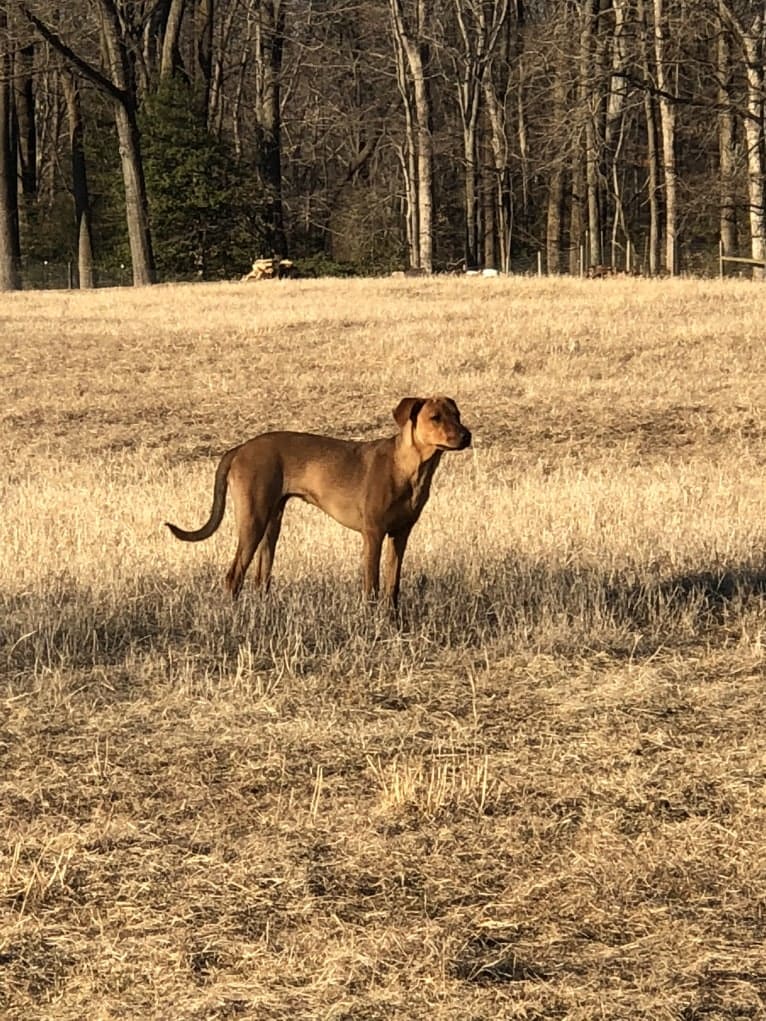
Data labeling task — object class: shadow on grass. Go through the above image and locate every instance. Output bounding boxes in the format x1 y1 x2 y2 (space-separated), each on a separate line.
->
451 932 549 984
613 565 766 624
3 556 766 684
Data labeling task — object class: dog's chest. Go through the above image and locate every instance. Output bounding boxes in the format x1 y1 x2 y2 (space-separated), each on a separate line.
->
387 464 437 527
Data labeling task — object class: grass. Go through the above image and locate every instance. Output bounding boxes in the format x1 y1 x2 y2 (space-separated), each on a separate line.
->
1 275 766 1019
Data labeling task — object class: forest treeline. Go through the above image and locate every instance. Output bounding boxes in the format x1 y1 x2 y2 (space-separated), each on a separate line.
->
0 0 764 288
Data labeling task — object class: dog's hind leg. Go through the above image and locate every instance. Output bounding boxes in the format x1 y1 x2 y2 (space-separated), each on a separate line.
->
251 501 286 592
226 512 268 598
225 460 284 599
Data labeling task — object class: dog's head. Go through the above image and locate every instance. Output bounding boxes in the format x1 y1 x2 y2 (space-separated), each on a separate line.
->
393 395 472 451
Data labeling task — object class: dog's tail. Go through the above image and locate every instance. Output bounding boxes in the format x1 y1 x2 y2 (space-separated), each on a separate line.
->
165 446 238 543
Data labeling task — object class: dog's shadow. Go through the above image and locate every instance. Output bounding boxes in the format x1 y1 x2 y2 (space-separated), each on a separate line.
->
611 564 766 622
5 557 766 681
402 555 766 654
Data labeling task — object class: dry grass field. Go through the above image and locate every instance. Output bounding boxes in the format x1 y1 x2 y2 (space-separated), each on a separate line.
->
1 274 766 1020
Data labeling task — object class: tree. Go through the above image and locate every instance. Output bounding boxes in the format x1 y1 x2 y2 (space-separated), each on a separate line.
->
62 70 95 288
450 0 510 269
717 9 737 259
544 39 567 274
579 0 602 270
605 0 632 268
638 0 661 275
4 0 764 286
390 0 433 272
0 2 21 290
160 0 187 81
718 0 766 279
251 0 287 254
652 0 678 274
14 40 35 204
482 1 523 273
22 0 156 285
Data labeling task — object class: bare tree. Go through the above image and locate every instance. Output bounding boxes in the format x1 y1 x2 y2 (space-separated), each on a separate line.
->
717 9 737 259
579 0 601 269
637 0 660 274
14 40 35 203
482 0 524 273
652 0 677 273
195 0 214 117
605 0 631 268
250 0 287 254
390 0 433 272
1 0 761 285
160 0 187 80
544 24 568 274
0 2 21 290
21 0 156 285
62 70 94 288
482 71 513 271
450 0 509 270
718 0 765 278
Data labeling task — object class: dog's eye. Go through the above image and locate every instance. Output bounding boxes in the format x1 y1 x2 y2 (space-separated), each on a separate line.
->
431 413 442 422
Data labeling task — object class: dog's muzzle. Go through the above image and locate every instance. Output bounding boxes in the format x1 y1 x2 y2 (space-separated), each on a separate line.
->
438 428 472 451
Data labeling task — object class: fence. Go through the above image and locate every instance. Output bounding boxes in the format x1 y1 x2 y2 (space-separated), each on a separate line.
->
12 242 764 289
20 259 136 290
718 241 766 278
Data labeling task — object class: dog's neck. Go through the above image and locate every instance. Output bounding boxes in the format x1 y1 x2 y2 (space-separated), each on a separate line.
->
394 431 443 492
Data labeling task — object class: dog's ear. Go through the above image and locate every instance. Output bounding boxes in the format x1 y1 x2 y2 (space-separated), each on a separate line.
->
393 397 425 429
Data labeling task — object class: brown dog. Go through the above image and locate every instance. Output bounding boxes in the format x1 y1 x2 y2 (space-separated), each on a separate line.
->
166 396 471 605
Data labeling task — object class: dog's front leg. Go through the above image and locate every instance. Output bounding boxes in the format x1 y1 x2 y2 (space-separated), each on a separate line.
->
382 527 413 608
361 527 385 599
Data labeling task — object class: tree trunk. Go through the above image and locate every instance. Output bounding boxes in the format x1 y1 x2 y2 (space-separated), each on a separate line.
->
741 27 765 278
411 19 433 272
462 119 480 269
546 166 565 274
653 0 677 274
0 8 20 291
570 157 586 275
606 0 630 267
718 1 766 278
392 14 419 268
546 61 567 274
24 2 156 285
579 0 601 268
195 0 214 119
391 0 433 272
62 71 95 289
254 0 286 255
99 0 156 285
483 75 512 272
637 0 660 274
482 154 496 268
453 0 509 271
568 0 587 276
717 13 737 258
396 147 418 268
111 104 153 285
14 43 36 201
209 0 241 137
160 0 187 79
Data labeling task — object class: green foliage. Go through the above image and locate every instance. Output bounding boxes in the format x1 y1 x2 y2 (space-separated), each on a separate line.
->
295 252 359 278
140 79 269 281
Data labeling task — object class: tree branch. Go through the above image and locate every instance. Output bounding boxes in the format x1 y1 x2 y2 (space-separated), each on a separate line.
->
20 5 128 106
